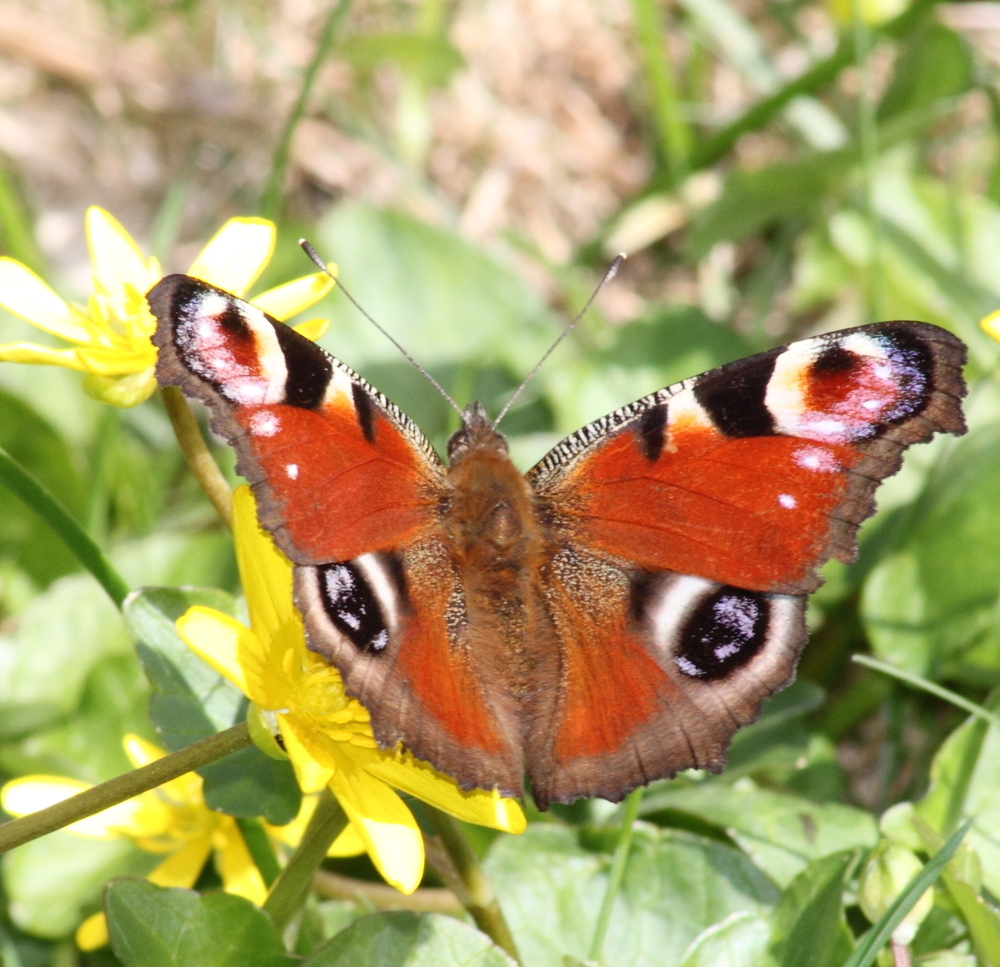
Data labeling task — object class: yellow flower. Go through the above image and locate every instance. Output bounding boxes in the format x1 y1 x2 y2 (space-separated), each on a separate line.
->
0 208 334 407
982 309 1000 344
177 487 526 894
1 735 268 950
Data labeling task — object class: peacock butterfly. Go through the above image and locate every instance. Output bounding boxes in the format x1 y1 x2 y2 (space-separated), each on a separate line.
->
148 274 967 809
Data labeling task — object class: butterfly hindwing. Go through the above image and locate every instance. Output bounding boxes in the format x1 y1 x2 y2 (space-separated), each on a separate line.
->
528 554 807 807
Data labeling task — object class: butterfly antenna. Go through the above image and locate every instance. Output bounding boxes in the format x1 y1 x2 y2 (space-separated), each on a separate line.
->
299 239 465 420
492 253 626 429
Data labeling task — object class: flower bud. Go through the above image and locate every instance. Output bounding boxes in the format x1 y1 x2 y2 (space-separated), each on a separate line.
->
859 841 933 946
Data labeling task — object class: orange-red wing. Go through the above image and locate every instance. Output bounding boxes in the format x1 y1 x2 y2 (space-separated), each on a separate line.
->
530 322 966 595
295 538 524 797
150 274 444 564
527 550 808 808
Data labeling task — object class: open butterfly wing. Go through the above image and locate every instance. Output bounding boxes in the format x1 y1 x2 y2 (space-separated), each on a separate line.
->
150 275 524 794
526 321 966 805
530 322 967 595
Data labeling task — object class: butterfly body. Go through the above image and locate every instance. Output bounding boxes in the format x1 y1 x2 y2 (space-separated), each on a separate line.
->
149 274 967 809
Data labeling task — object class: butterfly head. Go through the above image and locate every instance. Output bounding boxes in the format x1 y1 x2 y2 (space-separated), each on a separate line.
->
446 401 508 466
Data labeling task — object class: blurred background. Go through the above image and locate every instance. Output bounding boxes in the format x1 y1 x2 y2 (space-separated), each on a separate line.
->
3 0 1000 957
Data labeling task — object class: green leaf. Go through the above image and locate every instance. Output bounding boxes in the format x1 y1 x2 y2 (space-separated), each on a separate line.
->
124 587 300 824
686 153 851 259
302 911 516 966
0 653 151 783
878 22 972 124
0 389 86 586
861 423 1000 682
2 833 152 939
678 911 772 967
484 823 778 967
104 880 295 967
0 573 131 738
768 851 855 967
641 779 876 887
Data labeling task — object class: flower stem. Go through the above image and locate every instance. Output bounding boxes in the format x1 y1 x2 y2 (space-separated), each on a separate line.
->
589 787 643 962
263 788 348 932
0 444 130 608
161 386 232 527
260 0 355 221
0 724 252 854
313 870 463 914
425 807 521 964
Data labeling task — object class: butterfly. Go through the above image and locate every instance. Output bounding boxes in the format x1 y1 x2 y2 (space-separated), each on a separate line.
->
148 274 967 809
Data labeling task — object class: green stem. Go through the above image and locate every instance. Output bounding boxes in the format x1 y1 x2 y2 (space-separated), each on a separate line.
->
630 0 690 181
313 869 463 913
263 788 348 931
0 444 130 608
161 386 232 528
852 655 1000 729
260 0 355 220
237 817 282 888
0 724 252 854
425 807 521 964
689 0 940 172
590 788 644 962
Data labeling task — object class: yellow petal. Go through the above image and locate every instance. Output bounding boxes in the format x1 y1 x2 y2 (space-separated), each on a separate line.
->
232 486 300 649
76 344 157 376
329 822 366 857
328 756 424 894
291 317 330 341
281 720 336 794
252 268 336 321
86 207 161 302
148 837 213 888
76 912 109 950
214 817 268 905
81 369 158 408
0 342 89 369
176 606 254 696
362 750 526 833
187 219 275 296
0 260 91 342
1 777 156 838
123 735 166 769
982 309 1000 343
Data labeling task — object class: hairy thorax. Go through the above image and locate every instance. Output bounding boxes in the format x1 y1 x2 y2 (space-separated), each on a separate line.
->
443 409 549 692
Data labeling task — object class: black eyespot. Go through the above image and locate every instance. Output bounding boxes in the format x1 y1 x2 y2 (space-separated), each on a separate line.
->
317 561 389 653
675 587 769 681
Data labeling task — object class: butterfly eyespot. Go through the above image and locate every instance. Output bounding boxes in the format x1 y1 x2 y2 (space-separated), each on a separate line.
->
674 588 770 681
317 561 390 653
